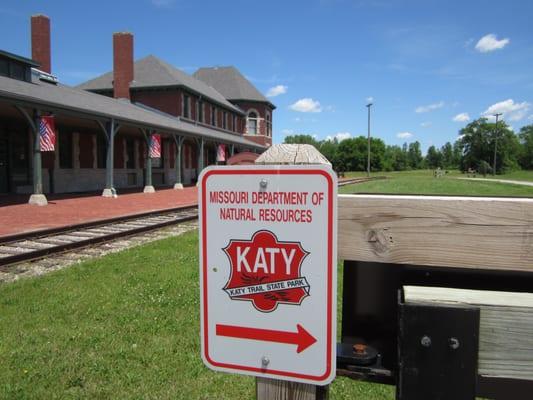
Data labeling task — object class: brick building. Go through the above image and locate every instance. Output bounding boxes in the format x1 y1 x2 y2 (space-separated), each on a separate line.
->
0 15 273 204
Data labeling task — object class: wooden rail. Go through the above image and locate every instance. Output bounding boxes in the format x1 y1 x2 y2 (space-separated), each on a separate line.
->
338 194 533 271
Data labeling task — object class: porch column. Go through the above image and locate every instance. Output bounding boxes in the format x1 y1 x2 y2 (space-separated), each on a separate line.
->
173 135 184 189
15 106 47 205
29 111 47 205
197 137 204 172
143 129 155 193
230 144 235 157
101 119 119 197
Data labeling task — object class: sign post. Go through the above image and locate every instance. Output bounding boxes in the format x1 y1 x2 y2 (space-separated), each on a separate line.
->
199 164 337 389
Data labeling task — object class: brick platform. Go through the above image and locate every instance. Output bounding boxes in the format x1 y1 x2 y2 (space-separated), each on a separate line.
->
0 188 198 238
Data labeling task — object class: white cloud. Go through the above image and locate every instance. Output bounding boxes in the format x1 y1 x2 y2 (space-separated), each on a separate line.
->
453 112 470 122
420 121 432 128
326 132 352 142
475 34 510 53
482 99 531 122
366 97 374 103
415 101 444 113
397 132 413 139
266 85 288 97
289 98 322 113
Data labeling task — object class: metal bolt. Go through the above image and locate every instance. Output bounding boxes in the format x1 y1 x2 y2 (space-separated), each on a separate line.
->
420 335 432 347
261 356 270 366
449 337 460 350
260 179 268 189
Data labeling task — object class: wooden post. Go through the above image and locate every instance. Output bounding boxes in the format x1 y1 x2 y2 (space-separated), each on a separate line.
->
255 143 332 400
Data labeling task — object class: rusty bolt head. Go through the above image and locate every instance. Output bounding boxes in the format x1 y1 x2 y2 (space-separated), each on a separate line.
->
353 343 367 354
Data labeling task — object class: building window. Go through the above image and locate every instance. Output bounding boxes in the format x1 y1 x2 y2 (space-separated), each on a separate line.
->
97 134 106 168
0 59 8 77
247 111 258 135
223 111 227 130
126 139 135 169
211 106 216 127
183 94 190 119
198 101 204 123
232 115 237 132
59 130 73 169
266 113 272 137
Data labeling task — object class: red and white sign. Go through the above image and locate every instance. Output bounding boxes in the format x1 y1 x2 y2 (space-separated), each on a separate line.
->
199 165 337 385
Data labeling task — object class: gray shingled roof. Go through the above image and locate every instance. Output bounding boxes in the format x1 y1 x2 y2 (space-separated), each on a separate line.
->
76 55 243 114
194 66 275 108
0 74 265 150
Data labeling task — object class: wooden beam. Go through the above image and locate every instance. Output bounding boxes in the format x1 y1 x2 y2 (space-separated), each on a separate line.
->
338 194 533 272
404 286 533 381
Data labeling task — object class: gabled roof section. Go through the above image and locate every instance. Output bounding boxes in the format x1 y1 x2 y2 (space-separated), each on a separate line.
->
76 55 243 114
194 66 275 109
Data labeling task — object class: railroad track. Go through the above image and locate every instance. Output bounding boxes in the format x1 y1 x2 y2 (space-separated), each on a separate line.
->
338 176 386 187
0 206 198 270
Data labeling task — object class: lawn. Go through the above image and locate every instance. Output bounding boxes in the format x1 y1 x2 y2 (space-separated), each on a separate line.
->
340 169 533 196
0 231 394 400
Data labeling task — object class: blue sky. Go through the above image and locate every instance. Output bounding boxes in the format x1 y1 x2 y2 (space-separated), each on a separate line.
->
2 0 533 152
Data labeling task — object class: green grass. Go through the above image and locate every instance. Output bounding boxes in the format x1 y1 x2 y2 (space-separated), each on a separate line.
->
0 232 394 400
339 169 533 196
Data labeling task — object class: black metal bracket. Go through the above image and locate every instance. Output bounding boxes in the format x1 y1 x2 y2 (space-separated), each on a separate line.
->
397 301 480 400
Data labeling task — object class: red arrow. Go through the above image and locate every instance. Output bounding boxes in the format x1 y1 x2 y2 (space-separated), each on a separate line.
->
216 323 317 353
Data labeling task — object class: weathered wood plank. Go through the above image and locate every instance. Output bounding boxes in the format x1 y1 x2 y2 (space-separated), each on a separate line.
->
255 144 331 165
256 378 328 400
339 194 533 271
404 286 533 380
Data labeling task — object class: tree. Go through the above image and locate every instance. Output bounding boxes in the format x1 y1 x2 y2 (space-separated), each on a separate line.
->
318 139 339 168
440 142 454 168
283 134 319 147
426 145 443 169
337 136 367 171
518 124 533 169
407 141 423 169
457 118 520 173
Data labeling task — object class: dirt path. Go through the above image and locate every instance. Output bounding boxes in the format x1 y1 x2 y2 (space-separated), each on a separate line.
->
457 178 533 187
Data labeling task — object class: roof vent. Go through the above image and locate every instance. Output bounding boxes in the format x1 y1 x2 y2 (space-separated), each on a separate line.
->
31 67 58 84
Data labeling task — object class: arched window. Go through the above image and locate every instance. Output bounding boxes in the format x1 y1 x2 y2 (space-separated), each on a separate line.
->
247 111 258 135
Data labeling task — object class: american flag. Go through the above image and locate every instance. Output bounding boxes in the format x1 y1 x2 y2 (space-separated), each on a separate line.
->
39 116 56 152
149 134 161 158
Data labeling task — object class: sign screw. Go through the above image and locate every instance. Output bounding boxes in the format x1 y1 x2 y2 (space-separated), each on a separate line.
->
260 179 268 189
420 335 431 347
449 337 460 350
261 356 270 366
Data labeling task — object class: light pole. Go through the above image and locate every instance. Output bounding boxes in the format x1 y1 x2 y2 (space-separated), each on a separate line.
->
493 113 502 176
366 102 372 177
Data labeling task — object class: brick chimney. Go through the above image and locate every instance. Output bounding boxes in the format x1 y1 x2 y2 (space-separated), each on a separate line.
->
31 14 51 73
113 32 134 100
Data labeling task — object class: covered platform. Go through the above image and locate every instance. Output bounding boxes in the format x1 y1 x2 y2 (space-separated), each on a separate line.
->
0 187 197 238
